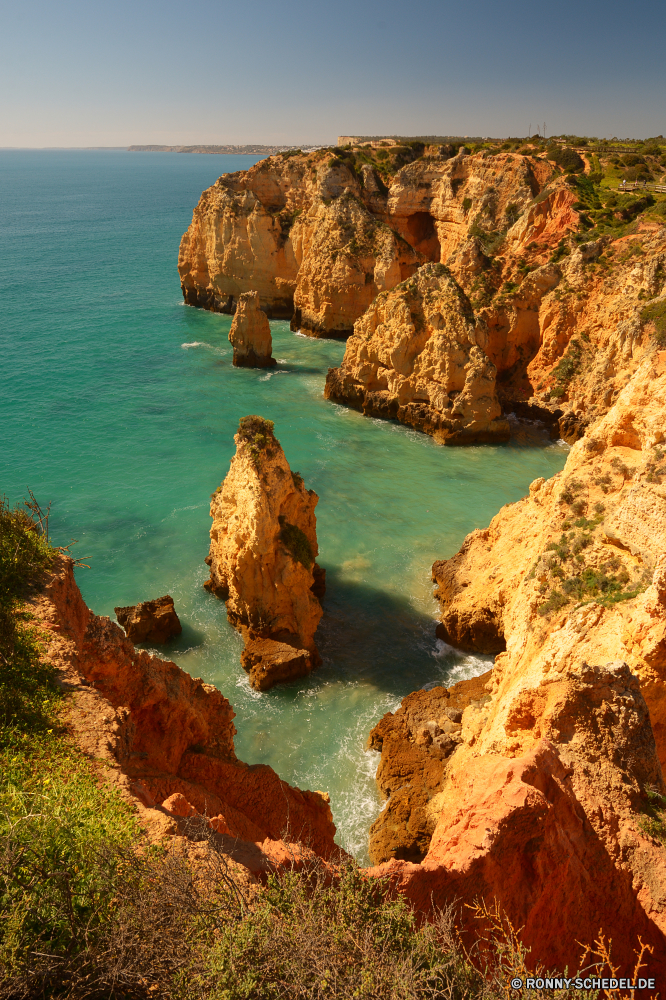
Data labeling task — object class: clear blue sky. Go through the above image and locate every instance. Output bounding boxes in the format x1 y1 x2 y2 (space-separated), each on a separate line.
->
1 0 664 147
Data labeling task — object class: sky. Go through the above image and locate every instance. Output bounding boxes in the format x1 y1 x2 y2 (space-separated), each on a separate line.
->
1 0 664 147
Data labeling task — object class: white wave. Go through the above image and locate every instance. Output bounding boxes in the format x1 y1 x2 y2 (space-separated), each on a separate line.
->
181 341 210 349
235 674 265 699
425 637 493 688
259 373 273 381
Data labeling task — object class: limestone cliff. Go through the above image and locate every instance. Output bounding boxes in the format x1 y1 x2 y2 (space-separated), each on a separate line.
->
178 148 561 345
180 145 666 444
30 555 338 862
364 352 666 973
205 416 324 689
324 263 510 444
178 151 423 337
432 351 666 763
228 291 276 367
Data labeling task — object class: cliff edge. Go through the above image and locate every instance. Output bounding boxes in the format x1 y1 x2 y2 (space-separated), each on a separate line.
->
30 553 338 865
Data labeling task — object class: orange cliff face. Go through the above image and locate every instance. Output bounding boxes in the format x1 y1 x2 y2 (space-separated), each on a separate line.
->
180 144 666 447
31 553 337 864
324 263 510 445
177 151 423 337
177 148 558 340
204 416 325 690
363 354 666 973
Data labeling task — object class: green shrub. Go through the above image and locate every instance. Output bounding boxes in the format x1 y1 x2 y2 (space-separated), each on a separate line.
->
641 299 666 346
547 147 584 173
237 415 277 467
0 497 55 735
198 864 469 999
537 590 568 616
639 787 666 845
549 239 570 263
278 516 314 569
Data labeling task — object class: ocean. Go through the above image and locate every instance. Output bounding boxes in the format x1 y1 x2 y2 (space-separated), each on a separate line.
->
0 149 568 860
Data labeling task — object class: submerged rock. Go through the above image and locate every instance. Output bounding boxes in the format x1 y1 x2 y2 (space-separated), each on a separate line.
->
229 290 276 368
114 595 182 645
204 415 324 689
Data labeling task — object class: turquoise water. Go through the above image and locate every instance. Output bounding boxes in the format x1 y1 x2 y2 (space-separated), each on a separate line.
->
0 150 568 861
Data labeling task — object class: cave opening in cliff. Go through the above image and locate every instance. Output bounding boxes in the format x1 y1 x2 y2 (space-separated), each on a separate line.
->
406 211 440 262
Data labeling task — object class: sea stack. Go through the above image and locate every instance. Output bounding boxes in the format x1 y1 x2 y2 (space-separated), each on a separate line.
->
228 291 276 368
114 595 182 645
204 415 325 690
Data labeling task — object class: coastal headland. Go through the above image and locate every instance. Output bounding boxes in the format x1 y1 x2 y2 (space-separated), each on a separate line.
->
5 133 666 988
176 134 666 971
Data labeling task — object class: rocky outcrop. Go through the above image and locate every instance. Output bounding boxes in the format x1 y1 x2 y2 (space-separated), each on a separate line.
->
178 151 423 337
325 263 510 444
371 691 666 977
30 554 338 862
359 352 666 971
366 671 491 864
367 652 666 974
180 145 666 444
432 351 666 766
178 148 562 343
204 416 324 689
228 291 276 367
114 595 182 645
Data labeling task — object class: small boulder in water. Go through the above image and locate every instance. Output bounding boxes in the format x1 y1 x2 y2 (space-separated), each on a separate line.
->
229 291 276 368
114 595 182 645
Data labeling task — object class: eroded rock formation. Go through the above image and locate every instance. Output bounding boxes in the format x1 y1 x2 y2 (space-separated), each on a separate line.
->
204 416 324 689
229 291 276 367
178 152 423 337
432 351 666 763
114 594 182 645
180 144 666 444
31 555 338 862
325 263 510 444
367 671 491 864
365 352 666 972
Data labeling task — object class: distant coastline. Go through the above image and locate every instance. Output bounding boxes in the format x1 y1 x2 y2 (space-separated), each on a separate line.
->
127 144 325 154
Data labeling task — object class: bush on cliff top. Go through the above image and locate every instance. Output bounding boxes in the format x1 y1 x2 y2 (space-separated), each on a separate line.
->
237 415 278 468
0 497 140 993
237 414 276 448
547 147 585 173
641 298 666 346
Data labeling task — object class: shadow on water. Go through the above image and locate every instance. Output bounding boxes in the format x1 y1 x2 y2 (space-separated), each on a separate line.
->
114 621 207 657
161 620 208 655
250 568 478 704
